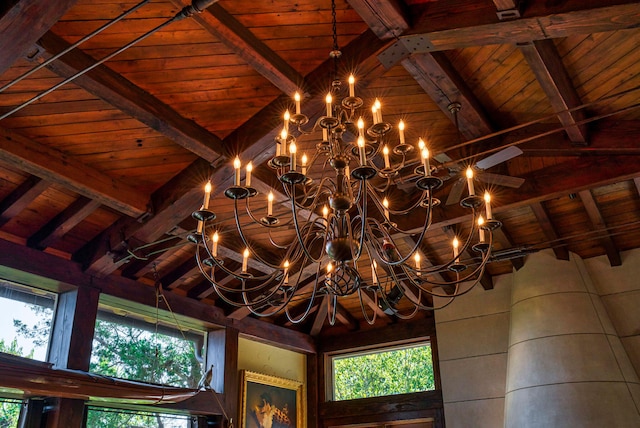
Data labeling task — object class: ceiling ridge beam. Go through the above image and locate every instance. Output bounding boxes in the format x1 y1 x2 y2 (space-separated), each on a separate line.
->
519 39 588 145
0 0 79 76
170 0 303 95
0 127 147 217
0 175 50 228
27 196 101 250
387 2 640 59
36 31 226 164
578 189 622 266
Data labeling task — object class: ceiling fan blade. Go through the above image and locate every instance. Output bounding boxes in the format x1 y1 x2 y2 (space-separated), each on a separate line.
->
477 172 525 188
475 146 523 170
446 178 466 205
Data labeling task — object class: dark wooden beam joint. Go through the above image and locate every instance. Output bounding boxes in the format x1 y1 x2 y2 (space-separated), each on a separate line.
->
494 0 524 20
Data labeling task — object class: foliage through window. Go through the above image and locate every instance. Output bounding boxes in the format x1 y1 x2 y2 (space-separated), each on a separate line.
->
86 406 190 428
0 280 56 361
331 343 435 400
0 398 22 428
90 308 204 388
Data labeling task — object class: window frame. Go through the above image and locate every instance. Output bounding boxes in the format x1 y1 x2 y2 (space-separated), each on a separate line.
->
326 339 435 401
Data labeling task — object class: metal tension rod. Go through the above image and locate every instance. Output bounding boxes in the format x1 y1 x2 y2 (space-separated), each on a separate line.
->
0 0 218 121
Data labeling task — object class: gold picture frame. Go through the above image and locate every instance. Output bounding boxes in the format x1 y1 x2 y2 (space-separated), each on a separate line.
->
239 370 306 428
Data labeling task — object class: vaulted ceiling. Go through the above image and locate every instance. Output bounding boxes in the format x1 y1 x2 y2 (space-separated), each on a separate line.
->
1 0 639 337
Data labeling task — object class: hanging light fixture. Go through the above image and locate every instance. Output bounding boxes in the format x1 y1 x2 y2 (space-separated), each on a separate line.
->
189 0 502 325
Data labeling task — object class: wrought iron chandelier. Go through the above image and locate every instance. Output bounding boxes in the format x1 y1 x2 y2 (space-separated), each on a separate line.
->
189 2 502 325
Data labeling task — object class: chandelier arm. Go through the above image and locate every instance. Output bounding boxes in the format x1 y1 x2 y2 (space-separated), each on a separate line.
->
402 238 493 296
284 266 324 324
288 185 329 264
350 179 369 261
232 199 286 270
357 286 378 325
195 244 281 298
391 272 460 311
327 294 338 326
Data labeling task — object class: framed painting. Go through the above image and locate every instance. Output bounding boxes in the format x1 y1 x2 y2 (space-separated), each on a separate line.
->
239 370 306 428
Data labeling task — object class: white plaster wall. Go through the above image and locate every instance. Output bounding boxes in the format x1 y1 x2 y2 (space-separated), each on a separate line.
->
434 274 512 428
238 337 306 383
584 249 640 378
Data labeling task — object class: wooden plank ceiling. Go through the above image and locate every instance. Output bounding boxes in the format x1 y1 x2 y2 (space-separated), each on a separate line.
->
0 0 639 337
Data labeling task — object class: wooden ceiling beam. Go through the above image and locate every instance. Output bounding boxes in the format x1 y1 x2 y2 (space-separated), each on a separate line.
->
401 52 493 140
578 190 622 266
346 0 409 40
519 39 588 145
27 197 101 250
492 0 523 20
491 225 524 270
0 0 79 76
529 201 570 261
310 296 329 337
170 0 303 95
389 2 640 56
0 127 146 217
0 175 49 228
36 32 226 164
334 302 360 332
161 259 200 290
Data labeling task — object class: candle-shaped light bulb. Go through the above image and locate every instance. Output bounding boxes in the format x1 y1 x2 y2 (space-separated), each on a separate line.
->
294 91 301 114
245 162 252 187
283 260 290 284
383 197 389 220
371 260 378 284
421 148 430 176
348 74 355 97
398 120 405 145
212 231 219 257
301 153 308 175
372 105 378 124
357 136 366 165
242 248 249 273
383 145 390 168
234 156 241 186
325 93 332 117
267 191 274 216
284 110 290 132
322 127 328 142
418 138 425 150
357 117 364 137
322 205 329 219
327 262 333 280
289 141 297 170
203 181 212 209
414 252 421 276
478 216 486 243
466 167 475 196
453 237 460 261
374 98 382 123
484 191 492 220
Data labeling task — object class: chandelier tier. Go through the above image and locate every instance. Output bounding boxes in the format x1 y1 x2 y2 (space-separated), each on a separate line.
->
190 1 501 324
190 82 502 324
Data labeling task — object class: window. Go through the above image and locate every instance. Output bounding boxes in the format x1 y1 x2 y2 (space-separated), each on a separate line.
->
331 342 435 401
90 305 205 388
86 406 191 428
0 280 56 361
0 398 22 428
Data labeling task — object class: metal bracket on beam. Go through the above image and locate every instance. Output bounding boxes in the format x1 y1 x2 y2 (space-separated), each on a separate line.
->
377 41 411 70
496 0 523 20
